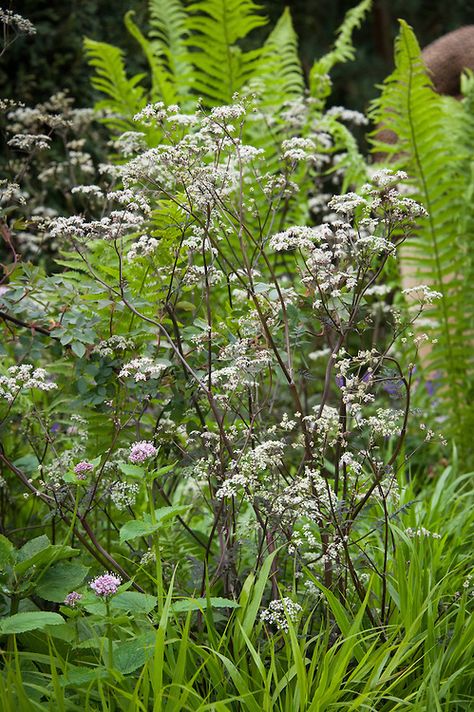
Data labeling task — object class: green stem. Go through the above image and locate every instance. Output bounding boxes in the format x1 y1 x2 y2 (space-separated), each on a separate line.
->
147 482 163 614
105 598 114 669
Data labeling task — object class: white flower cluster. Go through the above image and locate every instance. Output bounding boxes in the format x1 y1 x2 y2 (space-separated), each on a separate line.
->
326 106 368 126
119 357 168 382
260 597 302 632
108 188 151 215
127 234 159 262
133 102 169 124
0 180 26 205
207 103 246 123
216 439 285 499
8 133 51 152
361 408 404 439
109 481 140 510
274 468 338 525
402 285 443 304
183 264 223 287
327 192 368 217
0 365 57 403
335 350 378 414
303 405 341 447
70 185 104 199
277 98 308 129
113 131 147 157
0 9 36 34
92 335 135 358
406 527 441 540
236 144 264 163
281 137 317 163
269 225 318 252
48 209 146 243
366 168 408 189
361 171 428 221
211 339 272 393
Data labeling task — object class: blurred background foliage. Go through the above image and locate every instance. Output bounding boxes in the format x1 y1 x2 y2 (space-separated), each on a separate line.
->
4 0 474 112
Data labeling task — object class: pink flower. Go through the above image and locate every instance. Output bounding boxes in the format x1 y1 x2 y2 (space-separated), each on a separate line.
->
128 440 157 464
64 591 82 607
90 572 122 597
74 461 94 479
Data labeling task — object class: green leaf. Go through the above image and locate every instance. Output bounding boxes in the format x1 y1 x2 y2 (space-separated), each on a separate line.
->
172 596 240 613
0 611 64 635
113 632 155 674
147 462 176 482
120 506 189 542
111 591 157 614
71 341 86 358
186 0 267 106
84 36 147 133
118 463 146 478
62 472 89 485
36 562 89 603
119 519 161 543
15 536 79 576
0 535 14 571
60 666 109 688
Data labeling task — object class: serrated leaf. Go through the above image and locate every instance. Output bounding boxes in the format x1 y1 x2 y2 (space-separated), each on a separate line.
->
36 562 89 602
15 536 79 576
119 519 160 543
113 632 155 674
120 506 189 542
60 666 109 687
118 463 145 478
111 591 157 614
0 611 64 634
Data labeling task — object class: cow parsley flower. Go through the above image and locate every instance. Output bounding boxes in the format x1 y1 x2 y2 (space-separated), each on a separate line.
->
119 357 167 382
260 598 302 632
127 235 159 261
402 285 443 304
90 572 122 597
0 365 57 402
0 9 36 34
109 480 140 509
406 527 441 539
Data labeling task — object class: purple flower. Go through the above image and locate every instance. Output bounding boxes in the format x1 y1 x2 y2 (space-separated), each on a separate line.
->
64 591 82 607
335 375 345 389
74 461 94 479
128 440 157 464
90 572 122 597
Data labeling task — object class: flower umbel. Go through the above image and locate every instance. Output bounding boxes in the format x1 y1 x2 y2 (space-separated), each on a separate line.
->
260 597 302 633
90 572 122 597
74 461 94 479
129 440 157 464
64 591 82 607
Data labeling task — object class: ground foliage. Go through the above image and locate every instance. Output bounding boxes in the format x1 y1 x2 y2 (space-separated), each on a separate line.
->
0 2 473 710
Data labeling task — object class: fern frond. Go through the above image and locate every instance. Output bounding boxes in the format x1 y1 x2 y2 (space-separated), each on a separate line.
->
185 0 267 106
246 8 303 112
84 37 146 132
309 0 371 103
369 20 474 461
148 0 192 105
124 11 177 106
